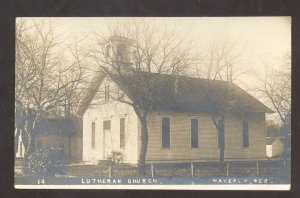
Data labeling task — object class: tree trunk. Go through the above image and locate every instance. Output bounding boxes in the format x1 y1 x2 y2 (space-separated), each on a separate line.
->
220 128 225 162
68 136 72 162
212 116 225 162
138 116 149 175
14 128 21 158
218 119 225 162
24 122 35 159
21 128 28 150
282 124 290 160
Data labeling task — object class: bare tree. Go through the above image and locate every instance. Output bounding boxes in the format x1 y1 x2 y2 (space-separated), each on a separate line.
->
15 18 87 157
190 39 246 162
191 39 244 82
255 53 291 158
88 19 195 174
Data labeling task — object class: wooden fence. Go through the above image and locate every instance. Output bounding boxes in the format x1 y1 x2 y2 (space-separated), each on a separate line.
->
65 159 290 178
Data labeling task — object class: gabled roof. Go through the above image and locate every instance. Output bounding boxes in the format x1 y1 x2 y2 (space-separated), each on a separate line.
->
77 71 106 116
78 71 273 116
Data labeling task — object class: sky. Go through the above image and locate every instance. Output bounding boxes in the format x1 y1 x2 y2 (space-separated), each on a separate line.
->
22 17 290 71
19 17 291 112
52 17 290 62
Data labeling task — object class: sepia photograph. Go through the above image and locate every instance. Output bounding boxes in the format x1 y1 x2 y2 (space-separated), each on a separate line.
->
14 17 291 190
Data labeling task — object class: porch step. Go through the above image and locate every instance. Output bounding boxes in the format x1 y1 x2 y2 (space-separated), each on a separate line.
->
15 158 24 166
15 158 25 176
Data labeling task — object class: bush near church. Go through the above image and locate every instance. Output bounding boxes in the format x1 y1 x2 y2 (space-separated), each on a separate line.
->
24 147 66 177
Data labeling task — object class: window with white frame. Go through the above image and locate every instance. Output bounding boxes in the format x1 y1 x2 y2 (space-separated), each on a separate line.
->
162 117 170 148
103 120 111 131
242 120 249 148
191 118 199 148
120 118 125 149
104 85 109 102
91 121 95 149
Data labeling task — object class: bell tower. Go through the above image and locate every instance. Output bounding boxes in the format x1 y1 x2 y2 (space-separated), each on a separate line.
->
105 36 135 70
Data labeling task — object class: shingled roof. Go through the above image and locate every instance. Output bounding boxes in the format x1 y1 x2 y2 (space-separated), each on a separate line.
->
78 71 273 115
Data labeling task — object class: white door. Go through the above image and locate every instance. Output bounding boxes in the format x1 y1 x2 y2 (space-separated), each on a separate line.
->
102 120 112 159
103 130 112 159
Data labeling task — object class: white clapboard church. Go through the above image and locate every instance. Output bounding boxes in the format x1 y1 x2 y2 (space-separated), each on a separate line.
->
78 36 272 165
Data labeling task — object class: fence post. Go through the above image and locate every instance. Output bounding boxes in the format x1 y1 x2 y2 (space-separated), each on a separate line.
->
191 162 194 177
108 165 112 178
256 162 259 176
226 163 229 177
151 163 154 178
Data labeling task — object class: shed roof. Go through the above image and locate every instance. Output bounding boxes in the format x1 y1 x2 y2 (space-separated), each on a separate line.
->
32 119 77 136
266 137 285 145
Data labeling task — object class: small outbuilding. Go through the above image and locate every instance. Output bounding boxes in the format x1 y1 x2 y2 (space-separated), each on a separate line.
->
32 119 82 162
266 137 284 158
